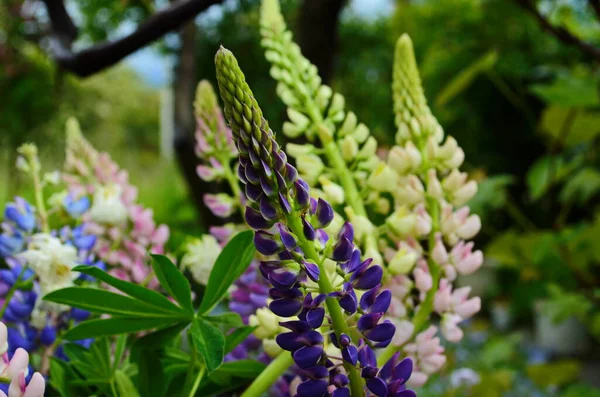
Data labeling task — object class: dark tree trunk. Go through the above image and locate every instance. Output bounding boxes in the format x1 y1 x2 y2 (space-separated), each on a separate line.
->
297 0 346 84
172 21 222 228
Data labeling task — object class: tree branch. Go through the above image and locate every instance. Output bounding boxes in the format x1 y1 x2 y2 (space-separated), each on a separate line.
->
513 0 600 61
42 0 224 77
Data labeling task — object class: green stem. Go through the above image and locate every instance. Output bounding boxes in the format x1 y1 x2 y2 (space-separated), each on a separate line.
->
31 164 49 234
219 155 243 205
318 127 379 258
286 213 365 397
240 352 294 397
0 265 28 318
188 366 205 397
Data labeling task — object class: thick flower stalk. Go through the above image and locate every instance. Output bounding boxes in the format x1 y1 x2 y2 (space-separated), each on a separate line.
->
62 119 170 287
374 35 483 384
0 321 45 397
259 0 383 264
216 46 416 397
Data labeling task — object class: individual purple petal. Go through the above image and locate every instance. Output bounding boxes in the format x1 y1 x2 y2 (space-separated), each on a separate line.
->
303 261 320 282
245 165 260 184
260 197 278 220
278 193 292 214
332 237 353 262
276 332 304 351
279 320 312 334
371 290 392 314
366 378 388 397
245 183 263 202
332 374 349 388
357 313 383 332
343 249 362 273
269 268 299 290
295 180 310 208
40 326 57 346
277 224 297 250
393 358 413 384
342 345 358 366
352 265 383 290
365 322 396 342
310 198 318 214
237 163 248 184
361 365 378 379
359 285 380 311
245 207 272 229
269 298 302 317
302 218 316 241
260 176 276 197
332 388 350 397
306 308 325 328
316 230 329 245
315 198 334 228
293 345 323 369
297 380 328 397
254 231 282 255
358 342 377 368
338 222 354 243
397 390 417 397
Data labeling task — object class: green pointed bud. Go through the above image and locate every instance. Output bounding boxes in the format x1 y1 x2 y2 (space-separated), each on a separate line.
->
393 34 443 145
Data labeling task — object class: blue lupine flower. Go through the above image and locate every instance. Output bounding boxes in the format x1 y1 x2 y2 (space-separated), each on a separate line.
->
4 197 36 232
63 194 90 218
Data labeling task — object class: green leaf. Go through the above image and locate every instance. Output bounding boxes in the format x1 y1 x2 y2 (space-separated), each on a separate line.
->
135 349 165 397
73 265 186 314
49 358 78 397
151 254 193 312
530 74 600 107
560 168 600 205
198 231 256 314
540 107 600 147
225 326 256 354
205 312 244 328
190 318 225 373
133 322 188 350
212 360 266 378
114 370 141 397
526 155 581 201
44 288 185 319
63 317 180 341
526 360 581 387
113 334 127 372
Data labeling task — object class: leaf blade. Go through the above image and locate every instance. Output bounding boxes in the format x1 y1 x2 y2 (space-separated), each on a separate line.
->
62 317 181 341
151 254 193 312
198 231 256 314
190 318 225 374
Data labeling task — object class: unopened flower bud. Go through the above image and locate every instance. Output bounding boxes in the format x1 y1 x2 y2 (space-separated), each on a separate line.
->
452 180 478 206
388 248 418 275
297 155 324 185
341 135 359 161
431 233 448 265
395 175 424 205
386 207 417 236
368 163 398 192
319 176 345 205
427 169 443 200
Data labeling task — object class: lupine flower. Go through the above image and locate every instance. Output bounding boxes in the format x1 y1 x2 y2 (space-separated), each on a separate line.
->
0 321 45 397
215 45 415 397
62 118 170 286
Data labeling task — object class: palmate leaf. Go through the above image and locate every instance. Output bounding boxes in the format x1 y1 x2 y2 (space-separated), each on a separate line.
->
62 317 182 341
198 231 255 315
73 265 187 314
151 254 194 312
190 318 225 374
44 287 187 318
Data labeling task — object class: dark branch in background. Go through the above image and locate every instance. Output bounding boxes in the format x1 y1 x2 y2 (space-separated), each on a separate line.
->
297 0 346 83
513 0 600 61
41 0 223 77
590 0 600 21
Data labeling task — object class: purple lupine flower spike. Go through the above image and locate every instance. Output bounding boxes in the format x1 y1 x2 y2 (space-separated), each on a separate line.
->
215 46 416 397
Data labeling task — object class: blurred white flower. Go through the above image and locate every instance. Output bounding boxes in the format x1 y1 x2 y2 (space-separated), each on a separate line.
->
89 184 128 225
180 235 222 285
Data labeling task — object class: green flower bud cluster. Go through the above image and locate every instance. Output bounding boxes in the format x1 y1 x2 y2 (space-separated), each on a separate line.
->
259 0 381 197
